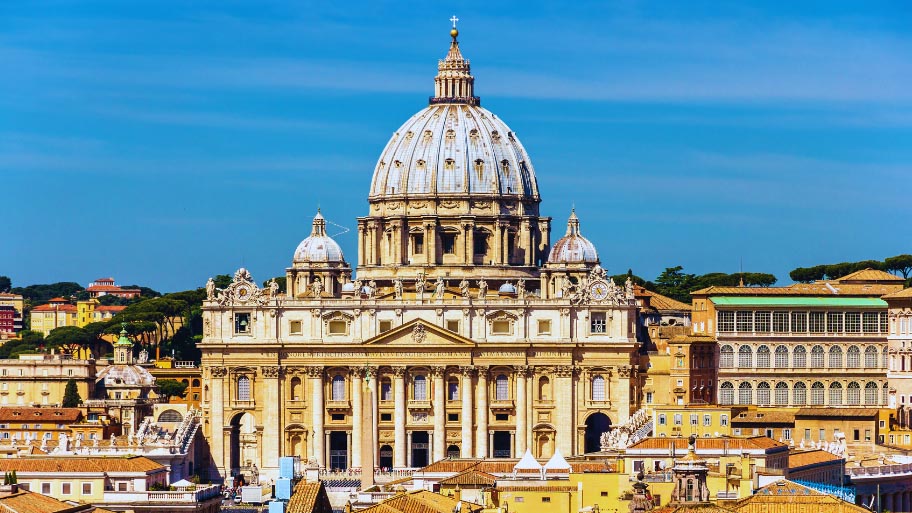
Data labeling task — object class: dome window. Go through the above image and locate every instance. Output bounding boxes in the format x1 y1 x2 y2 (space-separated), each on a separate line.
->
474 159 485 180
469 129 479 139
416 159 426 169
445 129 456 141
491 130 500 141
394 160 402 168
445 158 455 170
423 130 433 141
405 131 414 139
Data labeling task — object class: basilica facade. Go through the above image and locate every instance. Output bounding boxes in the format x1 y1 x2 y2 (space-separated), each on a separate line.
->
200 27 642 483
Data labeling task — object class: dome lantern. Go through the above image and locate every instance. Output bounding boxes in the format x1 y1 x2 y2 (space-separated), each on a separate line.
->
432 19 478 106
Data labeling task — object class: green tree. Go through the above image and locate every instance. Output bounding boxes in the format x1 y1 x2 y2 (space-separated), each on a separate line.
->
10 282 84 304
45 326 92 354
62 378 81 407
886 254 912 279
121 285 162 298
654 266 698 304
0 276 10 293
790 265 827 283
157 379 188 400
213 274 232 289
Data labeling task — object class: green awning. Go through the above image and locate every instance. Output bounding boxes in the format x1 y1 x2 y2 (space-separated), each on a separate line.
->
711 297 887 307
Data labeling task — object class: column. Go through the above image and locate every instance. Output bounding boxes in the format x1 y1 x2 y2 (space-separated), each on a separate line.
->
522 219 533 266
617 367 632 424
475 366 489 458
515 366 528 455
554 366 574 456
346 431 353 469
432 367 446 462
406 431 413 467
368 367 379 463
460 366 474 457
464 223 475 264
393 366 407 468
208 367 226 476
263 367 282 477
493 224 503 265
357 224 365 266
308 367 325 468
351 369 363 469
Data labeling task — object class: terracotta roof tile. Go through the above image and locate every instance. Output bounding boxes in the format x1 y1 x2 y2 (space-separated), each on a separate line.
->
417 459 482 473
837 269 903 283
627 436 786 452
94 306 126 312
31 304 77 312
795 408 877 418
734 479 869 512
883 287 912 299
359 490 483 513
438 469 496 487
286 481 331 513
788 450 842 469
495 485 576 492
0 408 82 423
0 456 163 474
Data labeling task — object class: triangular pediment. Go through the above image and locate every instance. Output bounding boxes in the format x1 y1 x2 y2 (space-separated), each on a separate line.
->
363 318 475 346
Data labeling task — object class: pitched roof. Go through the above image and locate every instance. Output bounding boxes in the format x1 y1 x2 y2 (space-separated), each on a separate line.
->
837 268 903 283
358 490 483 513
95 306 126 312
627 436 786 452
733 479 869 512
788 450 842 469
0 408 82 423
730 411 795 425
795 408 877 418
883 287 912 299
0 456 164 474
694 281 903 298
652 504 736 513
495 485 576 492
286 481 332 513
635 286 692 312
438 469 496 487
31 304 77 312
0 490 98 513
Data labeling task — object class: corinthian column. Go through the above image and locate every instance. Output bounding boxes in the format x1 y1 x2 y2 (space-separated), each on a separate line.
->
307 366 325 467
351 368 363 469
432 367 446 462
475 366 489 458
553 365 575 456
392 366 407 468
515 366 529 455
460 366 474 457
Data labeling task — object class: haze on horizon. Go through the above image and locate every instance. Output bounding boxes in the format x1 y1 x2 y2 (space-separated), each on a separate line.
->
2 1 910 292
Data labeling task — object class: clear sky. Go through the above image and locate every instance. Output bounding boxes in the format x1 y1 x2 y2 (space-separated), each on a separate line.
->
2 1 910 292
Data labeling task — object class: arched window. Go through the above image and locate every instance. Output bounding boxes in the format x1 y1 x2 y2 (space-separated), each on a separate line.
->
756 346 771 368
810 346 824 368
447 378 459 401
290 377 302 401
847 346 861 368
738 346 753 368
829 382 843 405
538 377 551 401
495 374 508 401
775 382 789 405
757 382 771 405
774 346 788 368
865 346 878 368
738 382 752 405
192 379 201 388
828 346 843 368
413 375 427 401
332 375 345 401
865 382 879 405
793 346 807 368
237 376 251 402
847 382 861 405
720 382 734 405
591 375 605 402
884 383 890 405
720 345 734 368
158 409 183 422
810 382 825 405
793 382 807 405
380 378 392 401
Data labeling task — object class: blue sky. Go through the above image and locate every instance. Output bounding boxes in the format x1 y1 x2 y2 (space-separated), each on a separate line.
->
2 1 911 292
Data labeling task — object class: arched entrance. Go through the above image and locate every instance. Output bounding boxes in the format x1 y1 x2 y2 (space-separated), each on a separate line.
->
584 412 611 453
411 431 429 468
229 412 257 480
447 445 460 458
329 431 348 471
379 444 393 470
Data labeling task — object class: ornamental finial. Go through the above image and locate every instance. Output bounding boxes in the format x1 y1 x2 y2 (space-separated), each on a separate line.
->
449 15 459 39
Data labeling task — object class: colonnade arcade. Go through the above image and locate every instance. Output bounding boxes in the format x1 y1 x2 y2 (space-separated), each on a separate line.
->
209 361 629 474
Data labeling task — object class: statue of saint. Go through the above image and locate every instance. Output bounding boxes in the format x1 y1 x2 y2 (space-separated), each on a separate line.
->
477 279 488 299
434 277 445 299
517 278 526 300
415 276 427 295
459 279 470 298
311 278 323 298
393 279 404 299
206 278 216 300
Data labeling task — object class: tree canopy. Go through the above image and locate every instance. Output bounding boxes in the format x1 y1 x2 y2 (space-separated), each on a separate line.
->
62 378 81 407
157 379 188 400
789 255 912 283
11 282 84 305
651 266 777 303
0 276 10 293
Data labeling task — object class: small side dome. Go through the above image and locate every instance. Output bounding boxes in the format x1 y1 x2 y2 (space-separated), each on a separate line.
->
293 210 345 263
341 282 356 293
498 283 517 294
548 210 599 264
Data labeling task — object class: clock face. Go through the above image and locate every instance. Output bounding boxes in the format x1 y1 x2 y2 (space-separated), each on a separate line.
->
236 285 251 301
590 282 609 301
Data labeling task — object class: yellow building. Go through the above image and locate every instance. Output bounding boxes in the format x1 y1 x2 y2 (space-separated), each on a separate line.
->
30 298 78 336
0 354 95 406
0 484 114 513
149 359 202 408
652 405 735 438
76 300 126 328
0 407 82 443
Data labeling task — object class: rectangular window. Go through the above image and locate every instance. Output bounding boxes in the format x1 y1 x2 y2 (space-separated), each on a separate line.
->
380 413 392 422
441 233 457 255
791 311 807 333
646 392 653 404
805 429 811 440
674 414 683 425
541 497 551 503
381 382 392 401
633 460 644 472
379 320 393 333
448 381 459 401
289 320 302 335
827 312 843 333
690 414 698 426
328 320 347 335
492 320 512 335
495 413 509 421
447 413 459 422
845 312 861 333
718 311 735 332
703 414 711 426
658 414 666 426
783 428 791 441
82 483 92 495
446 320 459 333
331 414 344 422
537 319 552 335
117 482 127 492
720 415 728 427
736 311 752 332
591 313 606 334
865 429 871 441
863 312 879 333
42 483 51 494
754 311 771 332
880 312 889 333
853 429 860 441
809 312 825 333
819 429 825 441
772 312 789 333
234 313 251 334
412 233 424 254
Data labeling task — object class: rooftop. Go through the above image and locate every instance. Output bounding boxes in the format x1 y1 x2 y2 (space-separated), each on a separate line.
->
0 456 164 474
788 450 843 469
357 490 483 513
628 436 786 452
285 480 331 513
0 407 82 423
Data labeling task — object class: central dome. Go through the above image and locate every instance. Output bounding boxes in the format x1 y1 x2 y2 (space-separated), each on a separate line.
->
368 30 539 202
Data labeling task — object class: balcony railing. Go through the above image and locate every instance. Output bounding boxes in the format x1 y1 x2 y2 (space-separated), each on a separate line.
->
489 399 514 411
717 491 739 500
407 400 431 411
103 485 221 503
847 463 912 478
326 400 351 410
